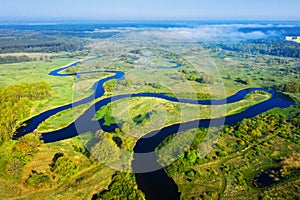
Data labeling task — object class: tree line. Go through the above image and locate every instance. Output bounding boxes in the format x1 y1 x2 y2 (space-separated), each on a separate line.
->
0 55 61 64
276 80 300 93
0 34 87 53
218 40 300 58
0 81 52 144
0 55 36 64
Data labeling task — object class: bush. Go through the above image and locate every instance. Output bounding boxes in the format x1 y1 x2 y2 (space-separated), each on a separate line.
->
50 154 77 180
25 170 50 187
185 170 196 178
246 77 253 85
14 133 43 156
6 135 43 176
95 172 144 200
185 150 199 164
238 140 245 146
217 151 228 157
7 158 23 175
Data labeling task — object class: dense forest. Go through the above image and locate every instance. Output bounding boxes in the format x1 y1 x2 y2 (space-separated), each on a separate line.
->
218 40 300 58
0 36 87 53
0 24 124 54
0 82 51 144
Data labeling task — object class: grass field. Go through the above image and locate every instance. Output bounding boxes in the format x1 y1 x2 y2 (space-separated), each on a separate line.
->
0 56 80 116
0 52 60 59
95 92 270 142
215 52 299 92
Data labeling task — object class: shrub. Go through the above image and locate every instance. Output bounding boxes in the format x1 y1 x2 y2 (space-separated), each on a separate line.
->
50 154 77 180
95 172 144 200
7 158 23 175
14 133 43 156
217 151 228 157
25 170 50 187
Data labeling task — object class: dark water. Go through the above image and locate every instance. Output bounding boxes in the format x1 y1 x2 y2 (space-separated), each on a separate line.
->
14 59 296 200
253 167 283 188
253 167 300 188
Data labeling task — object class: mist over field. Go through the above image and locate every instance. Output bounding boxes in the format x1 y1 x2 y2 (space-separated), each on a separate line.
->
170 24 297 41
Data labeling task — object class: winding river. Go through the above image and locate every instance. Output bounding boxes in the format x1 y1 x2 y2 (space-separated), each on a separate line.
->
15 58 296 200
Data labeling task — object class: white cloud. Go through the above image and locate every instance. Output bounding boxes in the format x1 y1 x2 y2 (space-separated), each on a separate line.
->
169 24 279 41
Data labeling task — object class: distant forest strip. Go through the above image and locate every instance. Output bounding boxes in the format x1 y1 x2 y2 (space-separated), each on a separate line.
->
218 40 300 58
0 36 88 53
0 26 120 54
0 28 89 53
0 82 51 144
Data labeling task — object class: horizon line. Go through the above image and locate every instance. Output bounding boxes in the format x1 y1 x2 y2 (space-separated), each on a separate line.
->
0 19 300 24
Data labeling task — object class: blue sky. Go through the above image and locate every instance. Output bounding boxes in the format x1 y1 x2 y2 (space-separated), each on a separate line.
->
0 0 299 21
